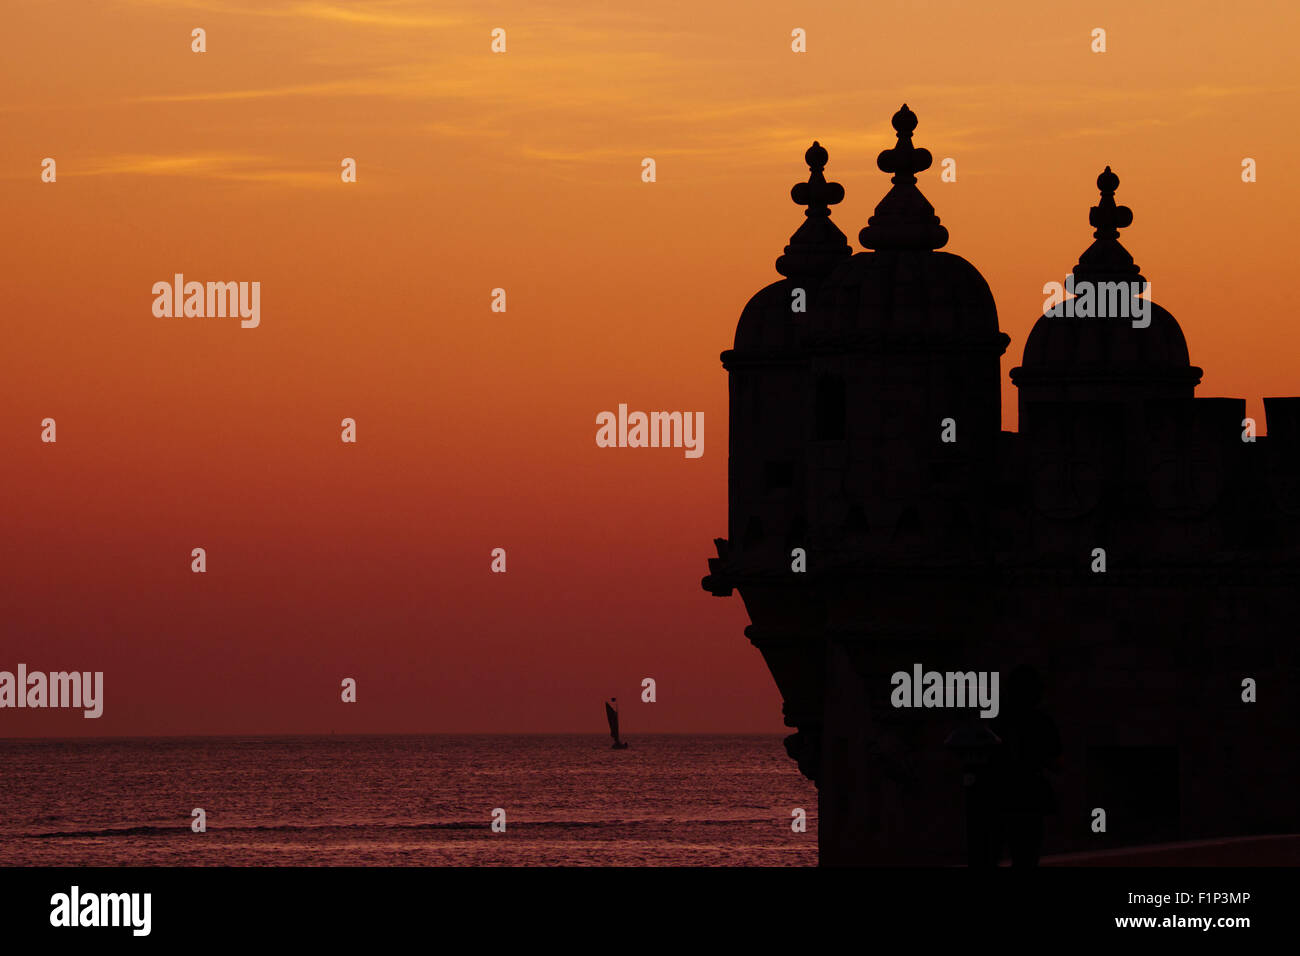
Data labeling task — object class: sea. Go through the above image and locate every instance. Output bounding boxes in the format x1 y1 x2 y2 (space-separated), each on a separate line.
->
0 735 818 866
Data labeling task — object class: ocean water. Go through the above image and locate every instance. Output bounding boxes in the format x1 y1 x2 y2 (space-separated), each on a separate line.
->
0 735 818 866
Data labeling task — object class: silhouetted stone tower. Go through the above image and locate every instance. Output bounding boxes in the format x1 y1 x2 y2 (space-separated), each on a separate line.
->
704 106 1300 865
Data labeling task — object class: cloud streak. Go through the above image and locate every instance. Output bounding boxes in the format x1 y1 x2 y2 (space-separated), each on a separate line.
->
72 152 337 186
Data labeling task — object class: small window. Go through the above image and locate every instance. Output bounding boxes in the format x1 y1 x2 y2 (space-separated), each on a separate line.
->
845 505 868 534
893 506 922 540
764 460 795 491
815 374 846 440
784 516 808 551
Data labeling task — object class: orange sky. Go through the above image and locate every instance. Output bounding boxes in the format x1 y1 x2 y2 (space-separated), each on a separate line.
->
2 0 1298 735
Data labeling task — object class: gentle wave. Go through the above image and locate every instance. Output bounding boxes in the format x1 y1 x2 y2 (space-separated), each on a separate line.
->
25 817 803 839
1 736 819 864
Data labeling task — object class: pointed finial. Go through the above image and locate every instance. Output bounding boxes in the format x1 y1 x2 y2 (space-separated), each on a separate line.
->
790 140 845 218
876 104 933 186
1074 166 1142 282
776 141 851 277
1089 166 1133 239
860 105 947 250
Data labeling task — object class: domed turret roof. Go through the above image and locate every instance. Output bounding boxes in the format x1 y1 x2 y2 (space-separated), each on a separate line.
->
732 142 852 354
1020 301 1191 374
815 105 1005 351
1011 168 1202 388
820 249 1001 345
734 279 804 352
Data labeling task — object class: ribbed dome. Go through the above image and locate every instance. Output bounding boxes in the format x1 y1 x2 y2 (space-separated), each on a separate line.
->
734 279 804 352
1019 301 1191 374
820 249 1000 344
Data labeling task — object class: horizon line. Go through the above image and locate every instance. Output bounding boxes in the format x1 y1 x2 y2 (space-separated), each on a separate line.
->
0 730 789 743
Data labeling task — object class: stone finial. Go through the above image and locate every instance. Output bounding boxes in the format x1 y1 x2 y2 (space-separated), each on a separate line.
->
859 105 948 251
776 141 852 278
1075 166 1143 282
876 104 933 185
791 141 845 217
1089 166 1134 239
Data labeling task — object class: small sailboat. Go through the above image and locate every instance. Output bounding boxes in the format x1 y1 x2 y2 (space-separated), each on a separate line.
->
606 697 629 749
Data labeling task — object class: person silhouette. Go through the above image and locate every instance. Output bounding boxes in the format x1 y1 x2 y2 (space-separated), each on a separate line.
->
986 665 1062 866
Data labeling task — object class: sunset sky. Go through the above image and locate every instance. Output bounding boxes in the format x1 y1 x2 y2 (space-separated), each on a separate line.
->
2 0 1298 735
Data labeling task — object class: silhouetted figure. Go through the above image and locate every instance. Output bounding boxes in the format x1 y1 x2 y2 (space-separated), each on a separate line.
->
979 666 1061 867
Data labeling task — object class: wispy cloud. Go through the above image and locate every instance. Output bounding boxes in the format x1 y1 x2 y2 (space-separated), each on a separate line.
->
73 152 336 186
119 0 463 28
131 80 374 104
79 153 263 175
284 2 463 28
